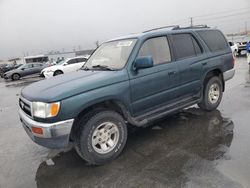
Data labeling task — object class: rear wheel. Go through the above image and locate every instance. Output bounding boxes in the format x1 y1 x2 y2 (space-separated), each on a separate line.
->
53 70 63 76
75 109 127 165
198 76 223 111
12 73 20 80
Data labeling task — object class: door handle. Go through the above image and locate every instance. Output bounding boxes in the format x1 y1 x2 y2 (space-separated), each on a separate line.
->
168 71 176 76
202 62 207 66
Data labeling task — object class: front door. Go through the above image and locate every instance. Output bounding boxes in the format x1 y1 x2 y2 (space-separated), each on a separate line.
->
21 64 35 76
129 36 180 117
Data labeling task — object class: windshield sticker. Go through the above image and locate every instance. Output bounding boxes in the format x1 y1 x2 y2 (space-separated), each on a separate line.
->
117 41 133 47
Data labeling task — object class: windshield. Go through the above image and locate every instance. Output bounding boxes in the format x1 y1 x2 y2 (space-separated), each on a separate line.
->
17 64 26 69
84 39 137 70
58 60 66 65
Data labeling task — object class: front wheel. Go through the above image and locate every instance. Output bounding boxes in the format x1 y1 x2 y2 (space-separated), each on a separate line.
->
75 110 127 165
53 70 63 76
12 73 20 80
198 76 223 111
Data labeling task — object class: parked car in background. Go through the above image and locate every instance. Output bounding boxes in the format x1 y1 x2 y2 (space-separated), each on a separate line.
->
228 42 238 56
4 63 46 80
0 63 7 68
19 26 235 165
237 41 247 56
41 56 88 78
0 64 22 78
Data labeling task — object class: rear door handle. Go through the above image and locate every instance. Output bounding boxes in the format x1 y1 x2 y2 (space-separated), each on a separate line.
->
202 62 207 66
168 71 176 76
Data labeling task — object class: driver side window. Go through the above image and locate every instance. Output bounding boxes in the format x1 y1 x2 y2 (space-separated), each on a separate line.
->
24 64 33 69
138 37 172 65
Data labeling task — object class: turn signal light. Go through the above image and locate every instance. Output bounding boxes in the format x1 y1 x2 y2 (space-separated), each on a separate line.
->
50 103 60 117
31 127 43 135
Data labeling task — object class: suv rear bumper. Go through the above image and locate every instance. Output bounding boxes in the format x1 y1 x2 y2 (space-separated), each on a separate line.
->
223 69 235 81
19 109 74 149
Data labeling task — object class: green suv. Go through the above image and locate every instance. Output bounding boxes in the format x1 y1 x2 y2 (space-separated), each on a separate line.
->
19 26 235 165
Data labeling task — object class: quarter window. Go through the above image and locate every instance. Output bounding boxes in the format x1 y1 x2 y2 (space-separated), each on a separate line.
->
197 30 228 52
138 37 171 65
76 58 87 62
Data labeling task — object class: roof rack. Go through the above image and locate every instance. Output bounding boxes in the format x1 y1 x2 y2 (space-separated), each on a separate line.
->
143 25 180 33
172 25 209 30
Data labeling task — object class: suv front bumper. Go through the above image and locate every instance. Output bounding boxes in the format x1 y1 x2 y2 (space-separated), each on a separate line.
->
19 109 74 149
223 69 235 81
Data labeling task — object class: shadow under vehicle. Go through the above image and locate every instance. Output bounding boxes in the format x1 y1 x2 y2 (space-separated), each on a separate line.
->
35 108 235 188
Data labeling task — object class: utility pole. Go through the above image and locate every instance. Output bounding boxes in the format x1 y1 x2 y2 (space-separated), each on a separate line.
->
245 21 248 35
190 17 193 27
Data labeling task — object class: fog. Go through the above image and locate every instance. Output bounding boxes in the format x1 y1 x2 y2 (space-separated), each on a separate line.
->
0 0 249 59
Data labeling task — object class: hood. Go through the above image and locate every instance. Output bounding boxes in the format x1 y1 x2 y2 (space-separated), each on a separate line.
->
21 70 128 102
4 69 17 75
42 64 63 72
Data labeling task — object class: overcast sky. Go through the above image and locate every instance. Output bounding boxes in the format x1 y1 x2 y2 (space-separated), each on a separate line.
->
0 0 249 60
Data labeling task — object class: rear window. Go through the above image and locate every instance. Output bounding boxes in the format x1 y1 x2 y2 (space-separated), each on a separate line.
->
197 30 228 52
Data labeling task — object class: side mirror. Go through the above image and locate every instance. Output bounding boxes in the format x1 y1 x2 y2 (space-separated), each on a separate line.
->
21 68 25 71
63 63 68 66
134 56 153 70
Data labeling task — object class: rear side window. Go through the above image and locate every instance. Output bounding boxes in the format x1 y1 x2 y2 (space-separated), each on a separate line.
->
172 34 202 60
197 30 228 52
67 59 77 64
76 58 87 62
138 37 171 65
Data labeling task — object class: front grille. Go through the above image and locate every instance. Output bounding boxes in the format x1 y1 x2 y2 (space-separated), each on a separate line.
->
19 98 32 117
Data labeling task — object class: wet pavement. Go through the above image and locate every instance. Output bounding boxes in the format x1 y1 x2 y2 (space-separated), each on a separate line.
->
0 58 250 188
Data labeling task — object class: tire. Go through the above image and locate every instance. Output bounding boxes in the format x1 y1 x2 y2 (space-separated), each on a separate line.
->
53 70 63 76
198 76 223 111
12 73 20 81
75 109 127 165
40 72 45 77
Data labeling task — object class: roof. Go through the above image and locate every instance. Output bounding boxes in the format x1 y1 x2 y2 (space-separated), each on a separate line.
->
108 25 213 42
24 54 48 59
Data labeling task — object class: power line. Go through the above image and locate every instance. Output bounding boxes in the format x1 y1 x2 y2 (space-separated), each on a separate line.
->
195 16 250 25
170 7 250 26
192 7 250 18
194 11 250 22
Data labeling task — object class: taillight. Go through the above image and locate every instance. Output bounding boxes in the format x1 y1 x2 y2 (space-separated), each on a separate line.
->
233 56 236 65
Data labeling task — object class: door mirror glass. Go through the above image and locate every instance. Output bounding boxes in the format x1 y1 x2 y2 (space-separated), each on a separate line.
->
134 56 153 70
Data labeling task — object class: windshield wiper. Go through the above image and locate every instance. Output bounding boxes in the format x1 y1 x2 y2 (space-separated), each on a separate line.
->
80 65 90 71
91 65 116 71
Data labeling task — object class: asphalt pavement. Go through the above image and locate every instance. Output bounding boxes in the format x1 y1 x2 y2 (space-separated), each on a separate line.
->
0 57 250 188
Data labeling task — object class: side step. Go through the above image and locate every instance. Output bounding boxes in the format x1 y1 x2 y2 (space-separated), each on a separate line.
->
128 97 199 127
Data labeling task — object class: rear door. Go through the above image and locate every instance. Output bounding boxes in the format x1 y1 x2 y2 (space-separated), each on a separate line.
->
21 64 34 76
75 57 87 69
129 36 180 116
169 33 204 99
32 63 44 74
64 59 79 73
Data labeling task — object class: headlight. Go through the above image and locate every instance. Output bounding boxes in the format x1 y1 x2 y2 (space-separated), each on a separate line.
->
32 102 60 118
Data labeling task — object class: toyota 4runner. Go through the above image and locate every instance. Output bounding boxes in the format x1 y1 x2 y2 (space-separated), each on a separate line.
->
19 26 235 165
